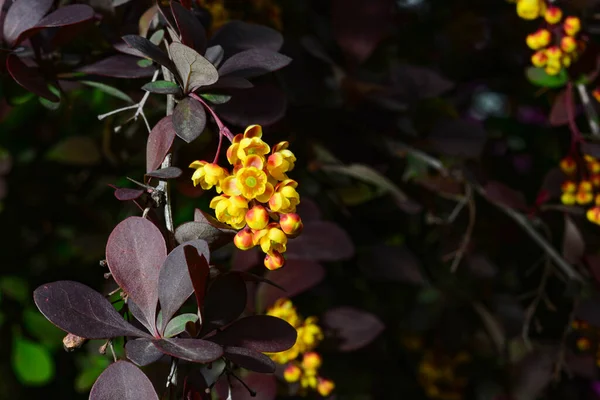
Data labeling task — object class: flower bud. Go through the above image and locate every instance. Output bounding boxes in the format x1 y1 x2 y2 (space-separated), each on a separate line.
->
564 16 581 36
561 192 576 205
279 213 303 237
284 363 302 383
561 180 577 193
589 206 600 225
559 157 576 174
245 205 270 230
234 227 255 250
576 190 593 205
544 6 562 24
594 88 600 103
264 251 285 270
531 51 547 67
302 352 322 371
317 378 335 397
579 180 593 192
561 36 577 53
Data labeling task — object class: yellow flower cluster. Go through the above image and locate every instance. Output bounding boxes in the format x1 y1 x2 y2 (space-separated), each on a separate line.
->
190 125 302 270
266 299 334 397
418 350 470 400
558 155 600 225
510 0 582 75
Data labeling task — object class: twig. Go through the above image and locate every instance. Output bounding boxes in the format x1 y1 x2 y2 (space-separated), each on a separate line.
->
166 358 178 388
554 297 579 380
575 83 600 136
522 255 552 350
108 340 117 363
450 184 476 273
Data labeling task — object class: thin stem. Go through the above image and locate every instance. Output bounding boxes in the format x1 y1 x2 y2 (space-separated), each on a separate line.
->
166 358 178 388
450 184 476 273
108 341 117 362
97 104 139 120
189 93 235 141
213 130 224 164
575 82 600 136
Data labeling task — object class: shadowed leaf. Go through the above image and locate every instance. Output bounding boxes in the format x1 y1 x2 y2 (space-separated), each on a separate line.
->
208 315 297 352
483 181 529 211
122 35 176 73
106 217 167 336
526 67 568 88
146 166 182 179
286 221 354 261
322 307 385 351
217 84 286 127
512 347 557 400
6 55 59 102
146 115 176 173
47 136 101 166
125 338 164 366
224 347 276 373
218 49 292 79
171 1 207 53
89 360 159 400
210 20 283 54
33 281 148 339
357 244 425 284
12 336 54 385
175 217 236 251
79 55 156 78
203 273 247 328
2 0 53 47
204 76 253 90
170 43 218 93
428 119 487 159
153 338 223 363
205 45 224 66
142 80 181 95
172 97 207 143
215 372 276 400
14 4 94 45
158 240 210 334
231 248 261 271
549 89 569 127
563 216 585 264
184 245 210 313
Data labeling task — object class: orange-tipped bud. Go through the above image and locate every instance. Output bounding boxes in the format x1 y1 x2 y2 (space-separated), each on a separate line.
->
544 6 562 24
561 180 577 193
526 29 551 50
594 88 600 103
302 352 322 371
579 180 593 192
589 162 600 174
531 50 547 67
561 36 577 53
576 191 594 205
562 54 572 68
279 213 304 237
284 363 302 383
234 227 255 250
264 251 285 270
560 157 577 174
245 205 270 230
317 378 335 397
564 16 581 36
588 206 600 225
561 192 576 205
546 46 562 59
576 337 591 351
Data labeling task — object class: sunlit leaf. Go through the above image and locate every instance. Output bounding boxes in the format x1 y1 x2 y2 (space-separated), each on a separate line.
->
169 43 218 93
163 313 199 338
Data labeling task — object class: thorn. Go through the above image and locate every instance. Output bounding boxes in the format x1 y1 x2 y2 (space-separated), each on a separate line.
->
99 259 108 268
104 272 112 279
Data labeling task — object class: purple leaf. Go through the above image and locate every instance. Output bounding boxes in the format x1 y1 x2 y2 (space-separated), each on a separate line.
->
205 45 224 66
231 248 261 272
549 89 569 127
203 76 253 90
106 217 167 336
128 299 156 334
332 0 394 64
172 97 207 143
175 219 236 251
391 64 455 100
428 119 487 159
184 245 210 313
114 188 144 201
215 372 276 400
146 115 176 173
184 369 211 400
2 0 53 47
512 347 557 400
224 346 276 373
14 4 94 46
122 35 176 73
286 221 354 262
256 260 324 311
563 216 585 265
78 55 156 78
322 306 385 351
296 197 322 222
483 181 529 211
158 240 210 334
210 20 283 54
217 84 286 127
357 244 425 284
6 55 59 102
218 48 292 79
33 281 148 339
89 360 159 400
153 338 223 363
575 293 600 327
146 166 182 180
203 273 247 328
171 1 207 54
208 315 297 352
125 338 164 366
169 42 218 93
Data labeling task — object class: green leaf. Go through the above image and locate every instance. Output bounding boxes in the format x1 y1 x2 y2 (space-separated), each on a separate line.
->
200 93 232 104
525 67 568 88
163 313 198 338
23 308 64 350
46 136 101 166
38 85 61 110
80 81 134 103
0 276 29 304
12 336 55 386
138 58 153 68
142 80 181 95
169 42 219 93
75 354 110 393
149 30 165 46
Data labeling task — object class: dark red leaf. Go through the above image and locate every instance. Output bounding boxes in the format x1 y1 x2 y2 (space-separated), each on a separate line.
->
78 55 156 78
114 188 144 201
173 97 207 143
2 0 53 47
175 218 236 251
575 293 600 327
6 54 58 102
218 48 291 79
184 369 211 400
231 248 261 272
586 254 600 285
483 181 529 211
171 1 207 54
203 273 247 328
208 315 297 352
146 166 182 179
146 115 176 173
512 348 557 400
216 84 286 127
158 240 210 334
332 0 394 64
184 245 210 312
122 34 177 73
106 217 167 336
322 306 385 351
296 197 322 222
391 64 455 100
33 281 148 339
286 221 354 262
153 338 223 363
89 360 159 400
128 299 156 335
224 346 276 373
203 76 253 90
563 216 585 264
210 20 283 54
215 372 276 400
256 259 324 311
14 4 94 46
549 89 569 127
581 142 600 159
357 244 425 284
428 118 487 159
125 338 165 366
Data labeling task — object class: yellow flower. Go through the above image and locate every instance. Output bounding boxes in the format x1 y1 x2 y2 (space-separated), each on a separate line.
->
267 141 297 181
210 195 248 229
235 166 268 200
564 16 581 36
561 192 576 205
579 180 593 192
302 352 322 371
317 378 335 397
526 29 551 50
593 174 600 187
588 206 600 225
264 250 285 270
300 374 318 390
561 180 577 193
297 317 323 353
531 50 547 67
516 0 545 20
253 223 287 254
576 190 593 205
234 227 255 250
561 36 577 53
544 6 562 24
267 298 301 328
560 157 577 174
189 161 228 191
546 46 562 60
284 363 302 383
227 125 271 165
245 205 270 230
269 179 300 213
279 213 303 237
594 88 600 103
